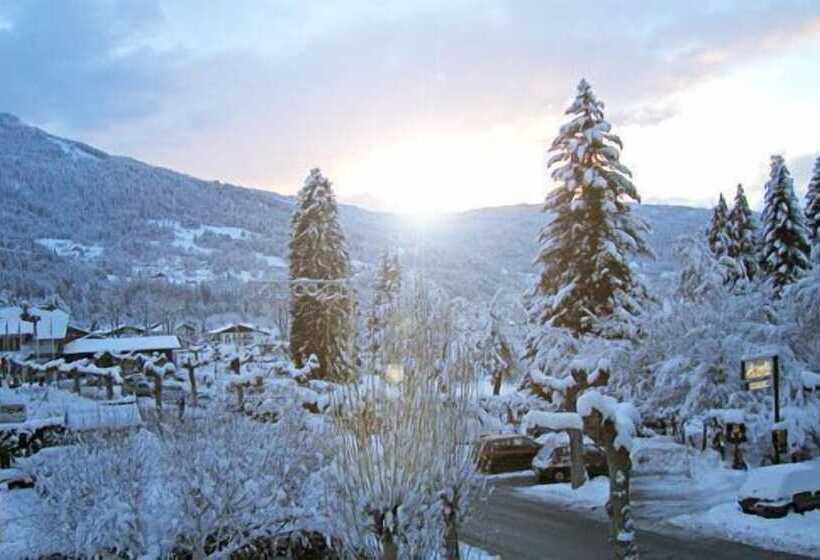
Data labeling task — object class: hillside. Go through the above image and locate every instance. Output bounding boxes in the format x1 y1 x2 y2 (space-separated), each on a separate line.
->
0 113 709 321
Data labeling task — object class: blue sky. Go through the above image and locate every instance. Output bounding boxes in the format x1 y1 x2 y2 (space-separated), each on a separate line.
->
1 1 818 213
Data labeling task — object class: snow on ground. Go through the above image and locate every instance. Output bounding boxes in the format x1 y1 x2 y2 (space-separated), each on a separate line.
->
511 437 820 558
0 386 100 419
671 504 820 558
35 238 103 260
516 476 610 510
150 219 252 255
45 135 100 162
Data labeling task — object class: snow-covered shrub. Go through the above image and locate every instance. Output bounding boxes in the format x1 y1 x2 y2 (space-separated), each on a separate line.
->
162 413 323 559
20 430 172 558
20 413 329 559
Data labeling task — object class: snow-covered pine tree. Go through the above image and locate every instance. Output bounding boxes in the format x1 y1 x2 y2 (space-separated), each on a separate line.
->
529 79 652 340
726 184 758 282
706 193 731 257
805 155 820 246
289 168 355 381
760 156 812 296
365 249 401 371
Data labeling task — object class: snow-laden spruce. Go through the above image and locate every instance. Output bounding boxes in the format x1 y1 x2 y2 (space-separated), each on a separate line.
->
726 184 759 283
759 156 812 296
529 79 652 341
805 155 820 246
289 168 355 381
707 193 731 258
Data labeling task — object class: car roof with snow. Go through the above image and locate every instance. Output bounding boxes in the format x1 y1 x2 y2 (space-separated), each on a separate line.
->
739 460 820 501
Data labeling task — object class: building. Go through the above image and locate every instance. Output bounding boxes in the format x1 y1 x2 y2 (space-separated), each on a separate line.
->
62 335 182 363
0 306 69 360
208 323 273 347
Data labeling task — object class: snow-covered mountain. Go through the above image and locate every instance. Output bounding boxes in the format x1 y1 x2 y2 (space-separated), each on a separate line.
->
0 113 709 316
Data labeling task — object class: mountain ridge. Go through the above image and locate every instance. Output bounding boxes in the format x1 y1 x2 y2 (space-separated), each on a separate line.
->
0 113 709 321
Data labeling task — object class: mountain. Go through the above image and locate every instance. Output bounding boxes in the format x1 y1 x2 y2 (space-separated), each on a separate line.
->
0 113 709 323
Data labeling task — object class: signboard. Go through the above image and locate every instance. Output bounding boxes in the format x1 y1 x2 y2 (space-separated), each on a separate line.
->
741 356 775 391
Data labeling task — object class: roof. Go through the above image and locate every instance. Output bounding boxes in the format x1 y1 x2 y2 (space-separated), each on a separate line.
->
208 322 270 335
63 335 181 355
0 306 69 340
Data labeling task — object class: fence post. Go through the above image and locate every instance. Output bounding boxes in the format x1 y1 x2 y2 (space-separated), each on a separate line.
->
186 362 198 408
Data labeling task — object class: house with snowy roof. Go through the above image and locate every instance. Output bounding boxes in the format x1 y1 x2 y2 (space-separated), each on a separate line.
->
208 323 274 347
62 335 182 363
0 306 70 360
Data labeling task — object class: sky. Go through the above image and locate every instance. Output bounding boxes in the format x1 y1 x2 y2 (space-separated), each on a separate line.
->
1 0 819 214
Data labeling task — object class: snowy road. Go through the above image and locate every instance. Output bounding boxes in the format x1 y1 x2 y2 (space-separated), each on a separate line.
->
462 473 811 559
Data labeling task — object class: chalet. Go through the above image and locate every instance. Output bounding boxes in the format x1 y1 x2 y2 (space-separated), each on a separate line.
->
62 335 181 363
105 325 147 338
149 321 199 344
208 323 273 347
0 306 69 360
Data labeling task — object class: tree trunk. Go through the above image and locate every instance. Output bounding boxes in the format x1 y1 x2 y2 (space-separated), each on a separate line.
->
72 370 81 394
600 419 638 560
568 428 588 489
492 373 502 396
382 533 398 560
154 376 162 410
105 376 114 400
237 384 244 410
187 363 198 408
443 507 461 560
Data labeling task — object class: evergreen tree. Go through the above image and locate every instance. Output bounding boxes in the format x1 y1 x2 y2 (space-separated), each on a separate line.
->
365 249 401 371
760 156 812 296
706 193 730 257
528 79 652 341
288 168 354 380
805 155 820 245
726 184 758 282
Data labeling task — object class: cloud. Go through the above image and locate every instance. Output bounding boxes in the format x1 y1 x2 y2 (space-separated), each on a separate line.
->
1 1 818 207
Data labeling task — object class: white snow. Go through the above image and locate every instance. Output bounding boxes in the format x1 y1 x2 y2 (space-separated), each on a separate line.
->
35 238 103 260
63 335 181 356
45 136 100 162
522 410 583 431
738 460 820 502
671 503 820 558
0 306 69 340
517 475 610 509
577 390 640 451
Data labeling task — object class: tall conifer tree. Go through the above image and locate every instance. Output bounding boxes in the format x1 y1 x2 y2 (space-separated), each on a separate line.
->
760 156 812 295
528 79 652 341
726 184 758 282
805 155 820 245
289 168 354 380
707 193 730 257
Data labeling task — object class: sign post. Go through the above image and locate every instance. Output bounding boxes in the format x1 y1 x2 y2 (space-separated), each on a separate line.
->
741 355 785 464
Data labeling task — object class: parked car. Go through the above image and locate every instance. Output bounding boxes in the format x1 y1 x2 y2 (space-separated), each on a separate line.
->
475 434 540 474
738 461 820 518
0 403 27 424
533 440 608 484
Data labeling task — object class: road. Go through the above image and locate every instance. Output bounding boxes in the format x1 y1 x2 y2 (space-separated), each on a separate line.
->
462 474 810 559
